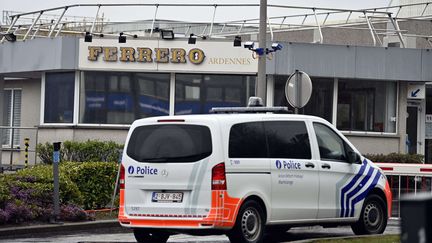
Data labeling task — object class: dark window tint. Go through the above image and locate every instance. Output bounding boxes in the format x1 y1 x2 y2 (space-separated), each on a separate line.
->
229 122 267 158
80 72 170 124
44 72 75 123
127 124 212 163
313 122 347 162
175 74 256 115
265 121 311 159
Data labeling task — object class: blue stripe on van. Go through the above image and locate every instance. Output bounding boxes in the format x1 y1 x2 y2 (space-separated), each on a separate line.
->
340 159 367 217
344 165 374 217
349 171 382 217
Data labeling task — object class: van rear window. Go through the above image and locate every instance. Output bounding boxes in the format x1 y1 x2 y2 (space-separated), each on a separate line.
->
126 124 212 163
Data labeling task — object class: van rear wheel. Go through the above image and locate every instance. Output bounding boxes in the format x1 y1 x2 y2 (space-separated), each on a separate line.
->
351 194 387 235
133 229 169 243
228 200 265 243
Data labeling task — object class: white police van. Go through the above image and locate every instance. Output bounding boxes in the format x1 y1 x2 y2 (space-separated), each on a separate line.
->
118 98 392 243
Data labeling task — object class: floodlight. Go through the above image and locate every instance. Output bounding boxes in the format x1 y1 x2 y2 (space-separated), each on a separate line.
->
188 34 196 44
4 33 16 42
233 36 242 47
119 32 126 43
161 30 174 40
84 32 92 42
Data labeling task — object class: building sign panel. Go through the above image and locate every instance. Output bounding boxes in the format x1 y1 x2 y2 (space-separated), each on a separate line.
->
79 38 258 74
407 83 425 99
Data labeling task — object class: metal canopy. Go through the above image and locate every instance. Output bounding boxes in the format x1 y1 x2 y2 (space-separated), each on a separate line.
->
2 2 432 46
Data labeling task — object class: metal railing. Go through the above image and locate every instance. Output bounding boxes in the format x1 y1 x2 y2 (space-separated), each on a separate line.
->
375 162 432 218
1 2 432 46
0 126 38 170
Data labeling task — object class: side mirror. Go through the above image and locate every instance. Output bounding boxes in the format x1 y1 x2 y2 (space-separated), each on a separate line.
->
347 151 361 164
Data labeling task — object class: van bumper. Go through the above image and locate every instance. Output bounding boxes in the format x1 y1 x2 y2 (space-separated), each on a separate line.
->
118 189 239 230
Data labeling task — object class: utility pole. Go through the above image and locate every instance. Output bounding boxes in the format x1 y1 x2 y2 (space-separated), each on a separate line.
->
257 0 267 105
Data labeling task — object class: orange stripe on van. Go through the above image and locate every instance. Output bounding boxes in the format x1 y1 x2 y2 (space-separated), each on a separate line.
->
118 189 242 228
384 180 392 218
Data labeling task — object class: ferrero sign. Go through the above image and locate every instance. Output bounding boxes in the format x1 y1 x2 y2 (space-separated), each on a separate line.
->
87 46 205 64
79 39 258 73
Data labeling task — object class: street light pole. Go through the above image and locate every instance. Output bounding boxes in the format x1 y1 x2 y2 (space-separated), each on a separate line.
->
257 0 267 105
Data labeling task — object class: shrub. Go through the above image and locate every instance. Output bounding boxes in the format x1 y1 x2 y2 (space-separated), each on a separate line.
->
36 140 123 164
16 165 83 205
366 153 424 164
60 204 89 221
0 161 118 224
66 162 118 209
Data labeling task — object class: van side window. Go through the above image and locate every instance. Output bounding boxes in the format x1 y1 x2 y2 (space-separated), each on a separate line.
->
265 121 311 159
229 122 267 158
313 122 347 162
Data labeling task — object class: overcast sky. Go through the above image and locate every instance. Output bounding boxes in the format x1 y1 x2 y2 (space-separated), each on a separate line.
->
1 0 396 24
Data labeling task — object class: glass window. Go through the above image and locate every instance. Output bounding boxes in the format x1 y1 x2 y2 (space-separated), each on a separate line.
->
229 122 267 158
274 76 334 122
337 80 397 133
80 72 170 124
175 74 256 115
126 124 212 163
265 121 311 159
2 89 21 147
44 72 75 123
313 122 347 162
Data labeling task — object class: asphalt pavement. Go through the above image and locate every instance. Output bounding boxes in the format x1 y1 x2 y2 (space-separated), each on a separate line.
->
0 218 400 243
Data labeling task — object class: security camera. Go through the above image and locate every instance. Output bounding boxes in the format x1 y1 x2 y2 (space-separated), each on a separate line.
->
271 43 283 51
244 41 255 49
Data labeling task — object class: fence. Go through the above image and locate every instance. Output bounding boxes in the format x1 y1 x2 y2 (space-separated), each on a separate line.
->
0 126 38 171
375 162 432 218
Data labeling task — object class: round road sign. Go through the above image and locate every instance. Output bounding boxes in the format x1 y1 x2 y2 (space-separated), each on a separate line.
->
285 70 312 109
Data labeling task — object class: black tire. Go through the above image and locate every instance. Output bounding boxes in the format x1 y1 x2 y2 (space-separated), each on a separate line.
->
228 200 265 243
351 194 387 235
133 229 169 243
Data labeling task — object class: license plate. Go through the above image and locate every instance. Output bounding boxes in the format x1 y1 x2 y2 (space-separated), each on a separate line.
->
152 192 183 203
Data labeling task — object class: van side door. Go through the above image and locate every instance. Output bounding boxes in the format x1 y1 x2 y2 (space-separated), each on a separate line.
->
268 120 319 221
312 122 366 219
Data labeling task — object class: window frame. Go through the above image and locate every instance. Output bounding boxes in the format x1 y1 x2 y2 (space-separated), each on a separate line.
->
312 121 356 163
335 79 399 135
40 71 79 126
78 71 171 126
2 88 22 148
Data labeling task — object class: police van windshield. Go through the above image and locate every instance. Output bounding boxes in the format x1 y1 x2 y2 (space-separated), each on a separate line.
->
126 124 212 163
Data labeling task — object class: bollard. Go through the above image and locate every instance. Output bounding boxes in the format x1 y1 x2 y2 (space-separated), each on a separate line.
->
24 138 29 168
401 192 432 243
51 142 61 223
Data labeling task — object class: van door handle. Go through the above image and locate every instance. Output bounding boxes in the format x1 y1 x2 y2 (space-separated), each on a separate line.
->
321 163 331 169
305 162 315 168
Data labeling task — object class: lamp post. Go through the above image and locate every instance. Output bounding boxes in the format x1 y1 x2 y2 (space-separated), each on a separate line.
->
257 0 267 105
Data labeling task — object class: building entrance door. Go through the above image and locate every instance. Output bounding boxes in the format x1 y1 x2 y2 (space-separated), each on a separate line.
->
407 104 421 154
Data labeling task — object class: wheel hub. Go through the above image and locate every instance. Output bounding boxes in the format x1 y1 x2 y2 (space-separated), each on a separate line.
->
364 203 381 228
241 208 261 241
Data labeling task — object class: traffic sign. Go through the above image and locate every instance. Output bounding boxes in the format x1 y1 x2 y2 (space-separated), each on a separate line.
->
285 70 312 110
407 83 425 99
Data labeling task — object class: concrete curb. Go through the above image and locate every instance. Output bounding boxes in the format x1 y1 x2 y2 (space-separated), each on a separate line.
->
288 233 399 243
0 219 123 238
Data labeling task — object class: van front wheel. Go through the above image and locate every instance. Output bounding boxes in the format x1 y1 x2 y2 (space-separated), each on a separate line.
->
228 200 265 243
351 194 387 235
133 229 169 243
